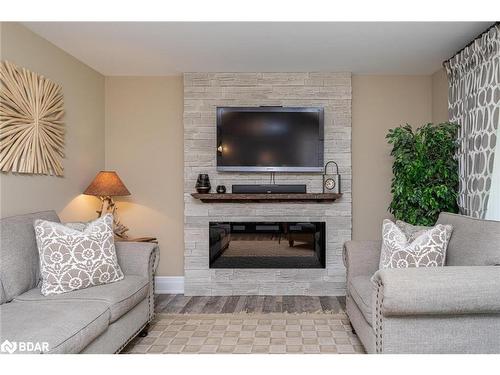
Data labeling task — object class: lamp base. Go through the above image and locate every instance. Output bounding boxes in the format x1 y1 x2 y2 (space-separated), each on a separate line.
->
97 196 130 239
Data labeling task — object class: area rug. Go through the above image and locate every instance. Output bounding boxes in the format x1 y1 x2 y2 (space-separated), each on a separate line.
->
122 312 365 354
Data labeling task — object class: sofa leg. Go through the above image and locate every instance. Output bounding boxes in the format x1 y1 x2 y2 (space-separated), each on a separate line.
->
139 324 149 337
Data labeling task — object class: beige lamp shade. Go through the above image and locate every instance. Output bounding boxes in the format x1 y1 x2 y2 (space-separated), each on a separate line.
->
83 171 131 197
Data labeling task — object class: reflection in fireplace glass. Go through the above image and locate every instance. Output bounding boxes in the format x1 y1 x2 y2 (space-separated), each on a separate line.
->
209 222 326 269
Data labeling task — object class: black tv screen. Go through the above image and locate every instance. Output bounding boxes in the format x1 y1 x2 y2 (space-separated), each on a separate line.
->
216 107 324 172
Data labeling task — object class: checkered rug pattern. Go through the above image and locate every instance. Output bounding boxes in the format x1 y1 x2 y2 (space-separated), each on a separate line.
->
122 313 365 354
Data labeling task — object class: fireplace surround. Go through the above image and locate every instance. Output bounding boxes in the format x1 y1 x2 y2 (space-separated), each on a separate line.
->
184 72 352 296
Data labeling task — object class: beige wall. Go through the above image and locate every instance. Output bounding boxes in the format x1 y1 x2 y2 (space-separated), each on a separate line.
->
0 23 104 221
432 68 449 123
104 77 184 277
0 23 3 59
352 75 433 240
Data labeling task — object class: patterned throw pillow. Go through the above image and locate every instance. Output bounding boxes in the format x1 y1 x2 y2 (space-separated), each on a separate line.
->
64 221 89 231
34 214 124 295
395 220 431 242
379 219 453 269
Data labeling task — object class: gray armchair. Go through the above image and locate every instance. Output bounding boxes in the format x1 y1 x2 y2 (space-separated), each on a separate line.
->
343 212 500 354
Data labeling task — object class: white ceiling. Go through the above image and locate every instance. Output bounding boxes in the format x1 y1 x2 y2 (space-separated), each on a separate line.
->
23 22 492 76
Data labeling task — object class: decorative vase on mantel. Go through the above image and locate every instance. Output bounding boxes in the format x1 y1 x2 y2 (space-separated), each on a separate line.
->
195 174 211 193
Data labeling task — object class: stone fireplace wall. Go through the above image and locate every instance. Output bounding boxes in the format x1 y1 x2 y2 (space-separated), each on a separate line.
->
184 72 352 296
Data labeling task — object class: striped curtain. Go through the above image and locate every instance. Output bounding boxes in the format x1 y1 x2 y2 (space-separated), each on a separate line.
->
444 24 500 219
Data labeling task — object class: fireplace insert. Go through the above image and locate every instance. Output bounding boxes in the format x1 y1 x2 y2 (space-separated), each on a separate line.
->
209 221 326 269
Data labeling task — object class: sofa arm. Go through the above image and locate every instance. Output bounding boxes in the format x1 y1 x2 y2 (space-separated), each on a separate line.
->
115 242 159 322
116 242 159 277
372 266 500 316
343 240 381 280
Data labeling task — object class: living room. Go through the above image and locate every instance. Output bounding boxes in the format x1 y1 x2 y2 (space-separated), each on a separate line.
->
1 1 500 372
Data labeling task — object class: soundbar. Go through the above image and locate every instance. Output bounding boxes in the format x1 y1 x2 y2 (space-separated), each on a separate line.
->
232 184 307 194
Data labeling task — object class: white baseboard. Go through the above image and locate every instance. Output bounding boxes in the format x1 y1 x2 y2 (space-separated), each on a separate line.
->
155 276 184 294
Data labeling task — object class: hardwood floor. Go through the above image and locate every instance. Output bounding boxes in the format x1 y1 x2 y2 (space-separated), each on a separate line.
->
155 294 346 314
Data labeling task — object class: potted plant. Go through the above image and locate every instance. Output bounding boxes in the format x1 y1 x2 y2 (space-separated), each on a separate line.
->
386 122 460 226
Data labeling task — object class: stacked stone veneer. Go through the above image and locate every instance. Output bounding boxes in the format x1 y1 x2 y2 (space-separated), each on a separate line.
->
184 72 352 296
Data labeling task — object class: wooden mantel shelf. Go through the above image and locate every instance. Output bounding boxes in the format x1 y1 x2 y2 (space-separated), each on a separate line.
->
191 192 342 203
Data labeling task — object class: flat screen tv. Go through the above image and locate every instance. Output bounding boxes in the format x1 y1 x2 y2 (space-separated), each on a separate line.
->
216 107 324 172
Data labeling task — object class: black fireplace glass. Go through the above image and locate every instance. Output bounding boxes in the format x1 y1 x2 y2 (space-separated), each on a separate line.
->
209 222 326 269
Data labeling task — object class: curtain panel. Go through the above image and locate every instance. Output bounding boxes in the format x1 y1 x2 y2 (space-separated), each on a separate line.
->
486 121 500 220
445 24 500 219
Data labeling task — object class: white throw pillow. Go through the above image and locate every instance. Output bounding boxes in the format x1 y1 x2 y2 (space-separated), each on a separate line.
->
379 219 453 269
34 214 124 295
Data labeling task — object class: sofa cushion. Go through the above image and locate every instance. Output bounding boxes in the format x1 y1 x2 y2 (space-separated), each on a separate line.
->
348 275 374 326
0 300 109 353
0 211 60 304
14 275 149 323
437 212 500 266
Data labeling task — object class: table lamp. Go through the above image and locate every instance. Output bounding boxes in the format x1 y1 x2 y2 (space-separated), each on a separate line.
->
84 171 131 239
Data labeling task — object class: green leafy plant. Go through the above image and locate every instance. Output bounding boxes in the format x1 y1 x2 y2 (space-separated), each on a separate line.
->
386 122 460 226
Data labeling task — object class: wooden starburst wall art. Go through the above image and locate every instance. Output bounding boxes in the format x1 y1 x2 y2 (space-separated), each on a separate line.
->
0 61 65 176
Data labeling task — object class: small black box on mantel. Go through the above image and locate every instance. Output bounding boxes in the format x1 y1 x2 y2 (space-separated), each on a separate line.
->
232 184 307 194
